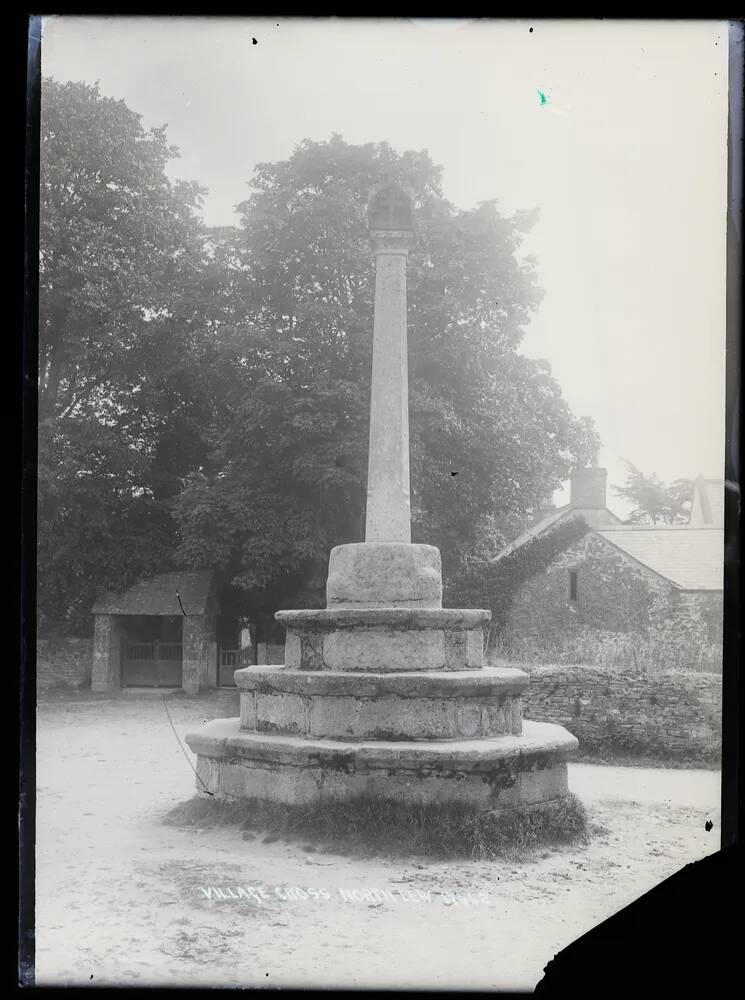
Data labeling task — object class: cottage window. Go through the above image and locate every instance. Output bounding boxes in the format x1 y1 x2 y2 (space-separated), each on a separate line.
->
568 570 579 606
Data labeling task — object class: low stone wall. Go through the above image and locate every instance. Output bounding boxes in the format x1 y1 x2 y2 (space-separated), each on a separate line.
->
36 636 93 692
520 663 722 761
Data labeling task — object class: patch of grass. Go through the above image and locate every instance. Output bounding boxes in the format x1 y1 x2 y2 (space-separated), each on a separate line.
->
573 746 721 770
164 792 589 861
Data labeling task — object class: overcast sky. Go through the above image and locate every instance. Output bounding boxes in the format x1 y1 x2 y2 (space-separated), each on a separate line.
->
41 17 730 511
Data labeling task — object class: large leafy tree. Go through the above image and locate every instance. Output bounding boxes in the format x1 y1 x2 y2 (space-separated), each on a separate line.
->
173 135 599 612
39 85 599 633
612 461 694 525
38 78 225 633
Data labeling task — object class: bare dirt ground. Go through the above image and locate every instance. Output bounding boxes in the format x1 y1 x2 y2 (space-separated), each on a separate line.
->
33 690 721 990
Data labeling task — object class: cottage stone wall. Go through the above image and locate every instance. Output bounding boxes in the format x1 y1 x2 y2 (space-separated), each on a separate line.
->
521 663 722 760
650 589 723 647
504 533 666 644
37 635 93 692
502 532 723 670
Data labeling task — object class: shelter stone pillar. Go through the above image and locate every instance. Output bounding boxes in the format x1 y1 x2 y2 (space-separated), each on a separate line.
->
182 614 216 693
182 616 201 694
91 613 123 692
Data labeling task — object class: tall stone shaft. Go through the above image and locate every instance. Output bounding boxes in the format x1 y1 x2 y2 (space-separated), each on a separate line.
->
365 231 413 542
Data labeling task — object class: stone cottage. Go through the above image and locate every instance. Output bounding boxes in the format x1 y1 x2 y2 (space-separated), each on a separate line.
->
91 570 219 693
493 467 724 667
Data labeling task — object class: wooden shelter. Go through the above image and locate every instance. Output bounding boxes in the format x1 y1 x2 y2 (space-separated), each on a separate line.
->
91 570 219 693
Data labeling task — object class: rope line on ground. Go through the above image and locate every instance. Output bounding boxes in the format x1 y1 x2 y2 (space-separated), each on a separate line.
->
161 695 214 796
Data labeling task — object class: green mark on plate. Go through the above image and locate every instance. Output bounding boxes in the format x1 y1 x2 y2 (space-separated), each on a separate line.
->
538 90 549 106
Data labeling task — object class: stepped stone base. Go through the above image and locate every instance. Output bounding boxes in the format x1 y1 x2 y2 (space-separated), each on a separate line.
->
277 608 491 673
184 555 579 814
236 665 526 740
187 718 578 810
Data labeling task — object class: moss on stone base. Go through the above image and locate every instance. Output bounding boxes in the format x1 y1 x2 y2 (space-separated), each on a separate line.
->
164 792 589 860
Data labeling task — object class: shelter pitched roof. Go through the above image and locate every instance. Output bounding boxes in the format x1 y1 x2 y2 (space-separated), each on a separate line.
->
596 527 723 590
91 570 215 616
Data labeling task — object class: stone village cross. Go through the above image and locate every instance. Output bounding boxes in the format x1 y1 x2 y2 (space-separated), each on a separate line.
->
186 184 577 811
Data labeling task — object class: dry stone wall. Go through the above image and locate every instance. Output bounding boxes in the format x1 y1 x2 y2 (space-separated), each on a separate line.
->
37 636 93 692
521 662 721 761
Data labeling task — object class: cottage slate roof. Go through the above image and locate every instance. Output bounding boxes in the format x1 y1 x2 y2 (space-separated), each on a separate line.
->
492 511 723 591
91 570 215 616
596 528 724 591
491 505 573 563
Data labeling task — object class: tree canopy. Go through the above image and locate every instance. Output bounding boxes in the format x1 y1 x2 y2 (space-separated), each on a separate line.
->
38 78 219 631
612 461 694 525
39 81 599 634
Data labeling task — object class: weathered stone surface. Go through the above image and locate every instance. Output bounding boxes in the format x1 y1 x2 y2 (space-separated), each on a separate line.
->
188 718 578 769
284 632 302 670
276 609 490 673
236 665 530 739
365 219 413 544
238 688 523 742
502 529 723 671
91 614 123 692
307 694 460 740
322 626 446 672
276 608 491 632
465 628 485 668
253 691 307 735
235 665 529 698
37 635 92 693
185 718 577 808
521 662 722 758
182 614 216 695
326 542 442 608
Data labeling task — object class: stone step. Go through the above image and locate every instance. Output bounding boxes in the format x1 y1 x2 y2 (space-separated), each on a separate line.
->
276 608 491 672
185 718 578 809
235 665 528 741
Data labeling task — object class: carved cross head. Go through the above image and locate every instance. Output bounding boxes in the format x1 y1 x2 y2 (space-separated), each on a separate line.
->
368 183 413 232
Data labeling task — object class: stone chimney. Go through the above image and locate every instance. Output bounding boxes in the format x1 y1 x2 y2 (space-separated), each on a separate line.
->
569 466 607 509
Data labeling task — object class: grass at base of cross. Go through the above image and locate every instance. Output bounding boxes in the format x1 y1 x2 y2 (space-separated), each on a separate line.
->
573 745 721 771
575 752 720 771
164 792 589 861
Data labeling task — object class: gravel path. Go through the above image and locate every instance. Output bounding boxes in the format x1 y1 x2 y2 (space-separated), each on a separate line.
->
33 692 721 989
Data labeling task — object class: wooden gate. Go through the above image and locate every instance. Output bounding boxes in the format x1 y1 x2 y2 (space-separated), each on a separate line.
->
122 642 183 687
218 648 240 687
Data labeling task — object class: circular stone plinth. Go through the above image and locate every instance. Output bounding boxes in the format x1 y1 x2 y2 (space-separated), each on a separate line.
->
185 719 579 810
235 666 529 741
234 665 528 698
276 608 491 673
276 608 490 630
326 542 443 608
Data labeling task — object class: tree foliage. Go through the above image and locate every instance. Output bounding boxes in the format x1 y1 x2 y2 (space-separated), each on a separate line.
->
451 514 591 644
38 78 219 632
38 83 600 632
612 461 694 526
173 135 600 610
